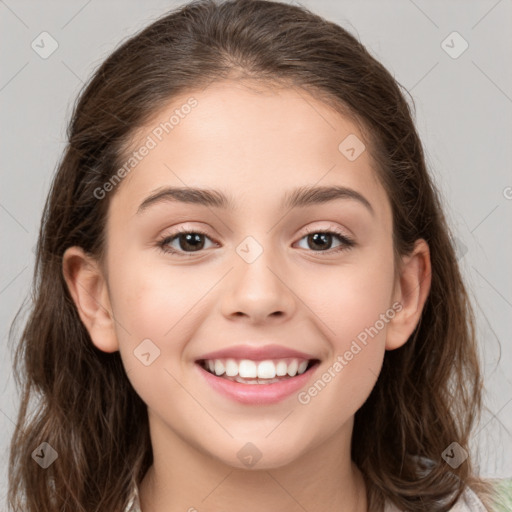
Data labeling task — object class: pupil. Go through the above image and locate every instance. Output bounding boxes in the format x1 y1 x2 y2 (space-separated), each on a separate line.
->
309 233 331 251
180 233 204 251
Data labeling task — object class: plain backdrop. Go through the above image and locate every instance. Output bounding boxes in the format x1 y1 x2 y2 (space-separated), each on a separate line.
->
1 0 511 506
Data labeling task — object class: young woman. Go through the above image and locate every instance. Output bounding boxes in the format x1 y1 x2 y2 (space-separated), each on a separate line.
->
8 1 505 510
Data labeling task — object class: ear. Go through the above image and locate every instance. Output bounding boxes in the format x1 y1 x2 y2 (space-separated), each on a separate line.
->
385 239 431 351
62 246 119 353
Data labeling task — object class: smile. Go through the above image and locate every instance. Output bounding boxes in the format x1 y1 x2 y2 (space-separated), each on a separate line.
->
195 357 321 404
199 357 315 383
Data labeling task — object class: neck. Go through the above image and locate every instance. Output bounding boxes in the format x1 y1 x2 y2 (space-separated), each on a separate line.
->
138 413 367 512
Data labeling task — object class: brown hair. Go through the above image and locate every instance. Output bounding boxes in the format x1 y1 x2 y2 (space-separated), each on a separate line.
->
8 1 497 510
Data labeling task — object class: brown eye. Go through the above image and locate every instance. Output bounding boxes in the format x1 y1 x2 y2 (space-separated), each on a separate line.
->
173 232 206 252
158 229 216 255
296 229 355 254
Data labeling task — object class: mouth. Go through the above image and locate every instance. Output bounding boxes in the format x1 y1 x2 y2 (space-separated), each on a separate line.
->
196 357 320 385
196 357 320 396
194 343 322 404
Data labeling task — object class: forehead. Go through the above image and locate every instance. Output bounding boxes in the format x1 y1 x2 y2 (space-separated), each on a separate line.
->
110 80 387 218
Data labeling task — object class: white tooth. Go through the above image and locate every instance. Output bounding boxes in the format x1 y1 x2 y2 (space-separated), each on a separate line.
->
257 360 276 379
287 359 299 377
225 358 238 377
214 360 225 376
297 361 308 374
207 360 215 373
276 361 288 376
238 359 257 378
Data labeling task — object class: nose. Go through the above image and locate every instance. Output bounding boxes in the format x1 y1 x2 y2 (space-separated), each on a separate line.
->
220 247 296 325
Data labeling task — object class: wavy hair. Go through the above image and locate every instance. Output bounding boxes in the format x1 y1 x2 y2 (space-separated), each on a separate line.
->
8 0 497 510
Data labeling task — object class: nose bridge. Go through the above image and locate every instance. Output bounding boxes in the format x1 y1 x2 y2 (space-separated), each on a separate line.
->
220 232 295 321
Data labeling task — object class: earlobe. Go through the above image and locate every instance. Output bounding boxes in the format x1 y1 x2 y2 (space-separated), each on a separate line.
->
62 246 119 353
385 239 432 351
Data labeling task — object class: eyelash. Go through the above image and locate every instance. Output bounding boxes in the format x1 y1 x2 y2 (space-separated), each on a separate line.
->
157 225 355 257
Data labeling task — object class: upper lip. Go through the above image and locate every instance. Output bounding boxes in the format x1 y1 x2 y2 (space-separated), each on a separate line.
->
196 344 319 362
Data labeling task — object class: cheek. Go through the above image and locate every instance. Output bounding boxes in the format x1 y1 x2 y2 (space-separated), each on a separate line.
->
108 260 202 409
294 252 395 412
306 253 395 350
108 253 209 339
107 252 220 387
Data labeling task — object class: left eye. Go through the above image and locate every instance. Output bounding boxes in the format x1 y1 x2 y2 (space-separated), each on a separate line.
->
295 230 354 253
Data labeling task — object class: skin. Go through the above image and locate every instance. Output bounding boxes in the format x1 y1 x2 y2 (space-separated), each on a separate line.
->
63 80 431 512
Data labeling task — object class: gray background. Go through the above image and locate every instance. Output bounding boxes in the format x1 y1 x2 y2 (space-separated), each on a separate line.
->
1 0 511 506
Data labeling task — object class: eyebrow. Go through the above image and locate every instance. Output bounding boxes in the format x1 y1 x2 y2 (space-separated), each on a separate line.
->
136 185 374 216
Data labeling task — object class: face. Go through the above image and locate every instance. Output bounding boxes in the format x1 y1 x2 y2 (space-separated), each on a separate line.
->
67 80 420 470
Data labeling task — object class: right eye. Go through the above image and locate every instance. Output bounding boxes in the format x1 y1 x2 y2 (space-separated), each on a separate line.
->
157 228 218 256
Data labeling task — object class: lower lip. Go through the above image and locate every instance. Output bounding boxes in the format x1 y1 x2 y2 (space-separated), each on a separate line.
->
195 362 320 405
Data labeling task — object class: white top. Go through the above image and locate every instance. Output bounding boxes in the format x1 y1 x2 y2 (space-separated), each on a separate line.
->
124 483 488 511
